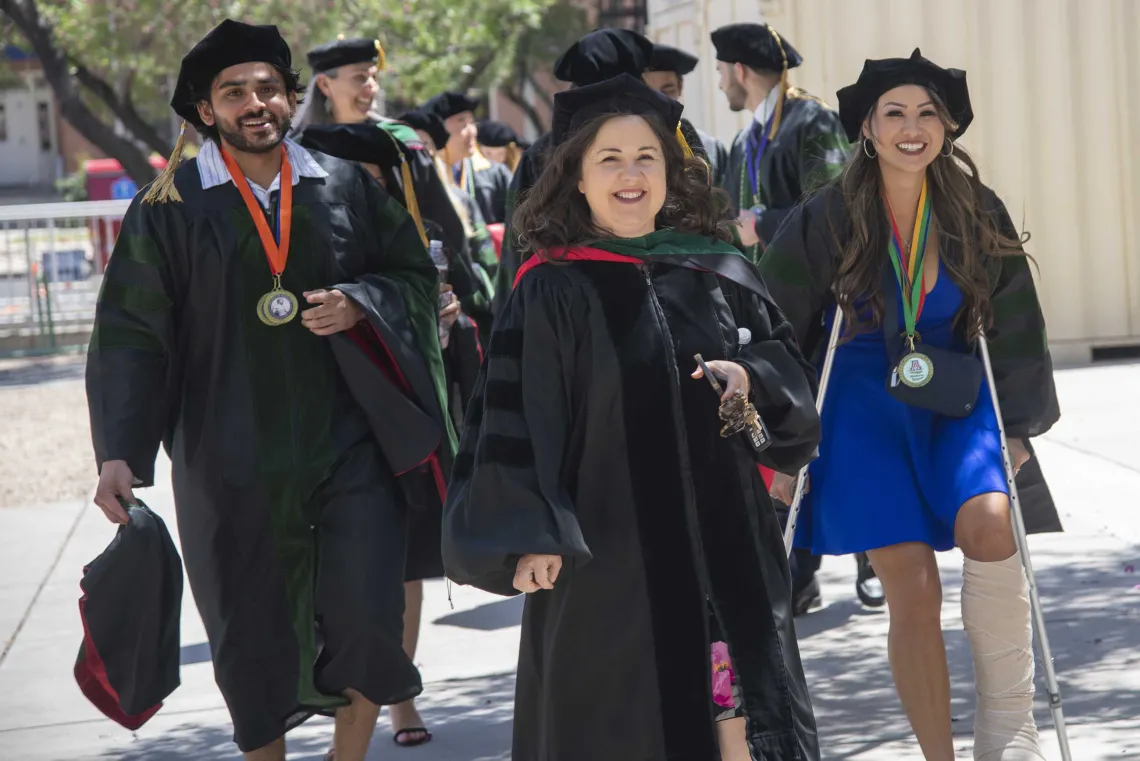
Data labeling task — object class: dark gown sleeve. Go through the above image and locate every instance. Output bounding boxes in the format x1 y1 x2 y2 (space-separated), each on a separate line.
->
723 281 822 473
334 171 456 456
442 268 592 596
492 134 546 317
984 193 1060 439
85 198 180 487
756 106 850 247
756 195 837 358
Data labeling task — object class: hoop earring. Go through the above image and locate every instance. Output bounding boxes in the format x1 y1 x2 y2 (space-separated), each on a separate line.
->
941 138 955 157
862 138 877 159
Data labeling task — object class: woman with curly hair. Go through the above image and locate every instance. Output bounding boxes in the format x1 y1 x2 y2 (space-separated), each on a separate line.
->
762 50 1060 760
442 73 823 761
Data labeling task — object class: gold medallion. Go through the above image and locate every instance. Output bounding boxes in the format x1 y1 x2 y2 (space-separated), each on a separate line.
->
897 351 934 388
257 288 298 326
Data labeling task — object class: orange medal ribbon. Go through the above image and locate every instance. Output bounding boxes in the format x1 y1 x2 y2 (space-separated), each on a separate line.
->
221 145 298 325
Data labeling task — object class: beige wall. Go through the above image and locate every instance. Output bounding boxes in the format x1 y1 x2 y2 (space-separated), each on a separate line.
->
649 0 1140 363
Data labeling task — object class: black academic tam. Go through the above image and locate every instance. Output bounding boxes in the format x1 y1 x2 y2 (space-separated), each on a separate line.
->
75 502 183 730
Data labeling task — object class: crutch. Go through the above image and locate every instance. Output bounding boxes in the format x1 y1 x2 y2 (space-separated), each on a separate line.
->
977 332 1072 761
782 304 844 556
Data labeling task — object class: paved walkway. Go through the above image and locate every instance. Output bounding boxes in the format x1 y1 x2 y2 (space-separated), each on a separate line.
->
0 363 1137 760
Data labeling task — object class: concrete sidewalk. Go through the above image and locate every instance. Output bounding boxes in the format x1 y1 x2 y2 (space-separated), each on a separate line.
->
0 363 1137 760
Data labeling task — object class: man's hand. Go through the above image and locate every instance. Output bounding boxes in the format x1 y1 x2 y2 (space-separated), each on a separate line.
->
513 554 563 593
301 289 364 336
736 210 760 247
94 460 135 524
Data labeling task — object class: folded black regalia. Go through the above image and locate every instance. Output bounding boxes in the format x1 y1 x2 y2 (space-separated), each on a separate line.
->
74 502 183 730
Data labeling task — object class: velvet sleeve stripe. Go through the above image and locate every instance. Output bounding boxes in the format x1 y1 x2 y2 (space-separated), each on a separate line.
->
488 328 524 358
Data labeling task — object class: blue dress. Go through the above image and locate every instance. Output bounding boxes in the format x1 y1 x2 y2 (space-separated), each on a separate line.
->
794 262 1009 555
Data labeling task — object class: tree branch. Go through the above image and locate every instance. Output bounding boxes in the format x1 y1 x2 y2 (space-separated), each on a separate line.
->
73 63 170 157
0 0 158 184
502 82 545 135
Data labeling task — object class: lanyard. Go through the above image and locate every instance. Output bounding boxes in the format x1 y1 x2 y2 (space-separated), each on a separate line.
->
745 120 773 199
221 145 293 279
885 178 933 348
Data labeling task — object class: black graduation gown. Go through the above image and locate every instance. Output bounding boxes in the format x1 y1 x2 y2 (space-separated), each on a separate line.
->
691 121 729 189
443 244 823 761
758 186 1063 533
467 156 512 225
86 153 454 750
724 94 850 254
493 131 553 317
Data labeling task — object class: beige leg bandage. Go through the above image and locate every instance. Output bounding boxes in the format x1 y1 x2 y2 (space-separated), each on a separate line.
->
961 552 1046 761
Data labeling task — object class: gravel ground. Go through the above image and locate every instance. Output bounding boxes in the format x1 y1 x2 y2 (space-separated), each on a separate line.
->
0 354 94 508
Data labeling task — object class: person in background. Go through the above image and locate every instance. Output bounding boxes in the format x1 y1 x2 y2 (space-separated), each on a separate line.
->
400 106 499 345
423 91 512 226
87 20 454 761
712 21 878 614
643 42 729 188
477 119 522 172
712 22 849 261
444 73 822 761
493 27 656 317
295 35 468 752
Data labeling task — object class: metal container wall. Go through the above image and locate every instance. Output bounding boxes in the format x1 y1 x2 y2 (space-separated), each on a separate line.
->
648 0 1140 363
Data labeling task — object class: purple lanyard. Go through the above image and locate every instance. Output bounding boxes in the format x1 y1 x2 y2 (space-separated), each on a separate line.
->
745 115 774 199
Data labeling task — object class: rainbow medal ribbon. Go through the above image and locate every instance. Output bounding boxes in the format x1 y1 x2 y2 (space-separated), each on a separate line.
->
887 179 934 388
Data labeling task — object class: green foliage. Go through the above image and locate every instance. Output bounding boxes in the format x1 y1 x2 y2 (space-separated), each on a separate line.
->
32 0 558 120
54 166 87 201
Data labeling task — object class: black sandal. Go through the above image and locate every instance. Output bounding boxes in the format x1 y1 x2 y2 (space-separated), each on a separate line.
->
393 727 433 747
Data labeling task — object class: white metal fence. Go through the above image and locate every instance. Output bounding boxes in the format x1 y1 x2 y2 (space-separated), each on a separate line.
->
0 199 130 350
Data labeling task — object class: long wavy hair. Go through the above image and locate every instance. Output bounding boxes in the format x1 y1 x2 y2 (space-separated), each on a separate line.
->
829 89 1029 341
513 112 733 257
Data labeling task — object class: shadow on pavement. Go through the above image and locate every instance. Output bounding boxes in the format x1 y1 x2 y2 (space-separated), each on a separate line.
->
86 671 516 761
0 356 86 387
432 595 523 631
179 641 212 666
801 543 1140 757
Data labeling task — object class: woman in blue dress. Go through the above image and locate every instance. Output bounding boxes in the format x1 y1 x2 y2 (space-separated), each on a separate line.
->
760 50 1060 761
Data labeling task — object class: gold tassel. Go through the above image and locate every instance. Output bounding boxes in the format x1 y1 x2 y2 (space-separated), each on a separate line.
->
374 39 387 71
765 24 791 141
382 129 428 246
675 124 694 158
142 122 187 205
401 158 429 247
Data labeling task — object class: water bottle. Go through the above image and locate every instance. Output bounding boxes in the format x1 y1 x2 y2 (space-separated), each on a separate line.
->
428 239 448 284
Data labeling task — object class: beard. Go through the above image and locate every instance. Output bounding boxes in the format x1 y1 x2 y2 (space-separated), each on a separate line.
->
724 80 749 112
216 109 292 153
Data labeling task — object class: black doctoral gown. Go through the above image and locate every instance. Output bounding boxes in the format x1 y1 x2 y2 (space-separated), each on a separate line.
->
463 155 512 225
86 151 455 750
690 120 729 189
493 131 552 317
444 231 823 761
724 93 850 259
758 185 1063 533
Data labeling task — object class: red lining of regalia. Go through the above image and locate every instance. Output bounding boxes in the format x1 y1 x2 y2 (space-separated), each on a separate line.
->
75 577 163 730
345 323 447 500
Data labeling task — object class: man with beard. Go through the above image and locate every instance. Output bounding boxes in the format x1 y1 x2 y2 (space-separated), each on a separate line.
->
712 23 883 615
712 23 849 263
643 42 729 188
86 20 455 761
